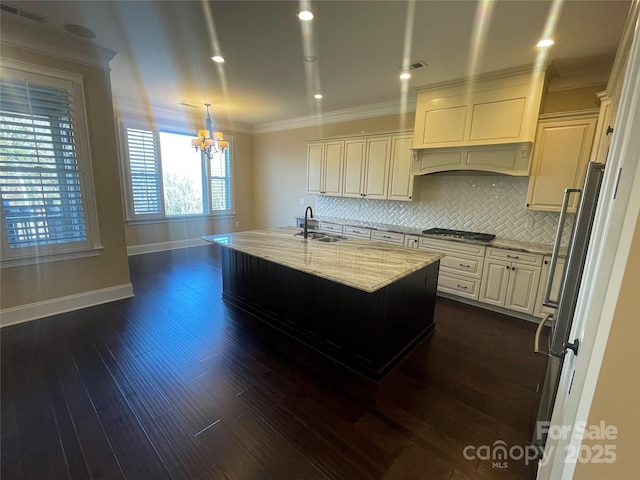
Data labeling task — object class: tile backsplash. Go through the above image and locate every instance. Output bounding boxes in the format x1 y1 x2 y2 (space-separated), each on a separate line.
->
317 173 574 246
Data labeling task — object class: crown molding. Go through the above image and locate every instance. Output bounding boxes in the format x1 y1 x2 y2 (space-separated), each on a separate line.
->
0 18 117 69
252 98 417 134
113 99 254 134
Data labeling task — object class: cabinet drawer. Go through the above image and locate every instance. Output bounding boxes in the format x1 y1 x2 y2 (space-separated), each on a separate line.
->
419 237 486 257
318 222 343 234
486 247 543 266
371 230 404 244
440 254 484 279
438 274 481 300
342 225 372 239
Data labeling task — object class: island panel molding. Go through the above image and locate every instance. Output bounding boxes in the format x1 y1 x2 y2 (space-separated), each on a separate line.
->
205 227 442 380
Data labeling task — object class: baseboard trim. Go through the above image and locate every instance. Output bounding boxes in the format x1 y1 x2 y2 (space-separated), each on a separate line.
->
127 238 210 256
437 292 543 324
0 283 134 328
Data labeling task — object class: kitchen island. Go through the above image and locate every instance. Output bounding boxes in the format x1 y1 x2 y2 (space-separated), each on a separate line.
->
204 227 442 380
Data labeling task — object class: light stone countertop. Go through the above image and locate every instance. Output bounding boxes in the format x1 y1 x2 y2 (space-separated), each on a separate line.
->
298 215 565 256
203 226 443 293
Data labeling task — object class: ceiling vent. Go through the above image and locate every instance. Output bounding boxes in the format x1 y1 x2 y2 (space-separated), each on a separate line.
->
409 61 428 70
0 3 47 23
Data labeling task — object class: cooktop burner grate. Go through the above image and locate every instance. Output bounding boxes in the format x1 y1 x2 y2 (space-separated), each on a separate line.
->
422 228 496 242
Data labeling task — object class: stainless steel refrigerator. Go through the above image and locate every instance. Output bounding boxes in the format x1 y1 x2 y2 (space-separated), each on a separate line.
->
532 161 606 454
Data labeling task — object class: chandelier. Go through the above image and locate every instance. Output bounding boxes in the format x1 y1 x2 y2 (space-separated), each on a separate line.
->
191 103 228 158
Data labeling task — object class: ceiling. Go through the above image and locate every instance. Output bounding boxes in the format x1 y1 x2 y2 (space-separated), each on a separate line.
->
0 1 632 130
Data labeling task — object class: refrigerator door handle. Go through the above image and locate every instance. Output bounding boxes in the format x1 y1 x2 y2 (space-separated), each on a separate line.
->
534 313 554 356
543 188 581 308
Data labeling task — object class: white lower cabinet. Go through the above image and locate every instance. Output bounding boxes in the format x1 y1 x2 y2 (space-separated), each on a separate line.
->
479 248 542 315
371 230 404 245
404 235 420 248
418 238 486 301
318 222 343 234
342 225 371 239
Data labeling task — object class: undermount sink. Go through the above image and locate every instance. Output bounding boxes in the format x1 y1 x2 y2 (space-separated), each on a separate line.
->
294 231 347 242
316 235 347 243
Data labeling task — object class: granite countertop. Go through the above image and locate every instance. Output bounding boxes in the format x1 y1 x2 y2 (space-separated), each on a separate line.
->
203 227 443 293
297 215 564 256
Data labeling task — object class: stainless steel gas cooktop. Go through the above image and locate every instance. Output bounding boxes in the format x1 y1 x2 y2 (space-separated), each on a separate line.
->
422 228 496 242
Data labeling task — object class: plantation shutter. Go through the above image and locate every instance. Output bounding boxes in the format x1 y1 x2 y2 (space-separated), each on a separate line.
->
210 144 231 212
0 77 88 248
124 127 162 216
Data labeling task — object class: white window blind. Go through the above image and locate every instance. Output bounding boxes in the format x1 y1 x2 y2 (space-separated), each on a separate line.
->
125 128 162 215
210 146 231 212
0 77 88 249
122 124 233 220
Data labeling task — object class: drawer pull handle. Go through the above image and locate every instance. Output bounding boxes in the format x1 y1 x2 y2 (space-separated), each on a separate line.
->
459 263 471 268
506 254 519 259
457 284 468 289
383 235 391 239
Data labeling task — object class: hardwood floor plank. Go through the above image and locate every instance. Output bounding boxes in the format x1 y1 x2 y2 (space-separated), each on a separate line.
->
1 245 544 480
43 366 91 480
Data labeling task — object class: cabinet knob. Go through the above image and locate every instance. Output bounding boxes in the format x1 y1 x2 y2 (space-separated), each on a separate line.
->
512 267 516 271
606 126 614 135
505 265 509 270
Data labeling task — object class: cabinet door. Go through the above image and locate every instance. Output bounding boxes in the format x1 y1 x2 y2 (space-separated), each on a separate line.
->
388 135 415 201
479 259 510 307
414 97 468 147
306 143 324 194
526 115 597 212
323 141 344 196
505 264 541 315
343 139 366 197
363 137 391 199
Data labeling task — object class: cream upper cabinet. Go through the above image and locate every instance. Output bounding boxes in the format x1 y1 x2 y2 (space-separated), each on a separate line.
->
306 140 343 196
525 112 598 212
413 68 545 150
363 137 391 199
342 138 366 198
306 143 324 194
308 131 412 201
388 135 415 201
342 136 390 199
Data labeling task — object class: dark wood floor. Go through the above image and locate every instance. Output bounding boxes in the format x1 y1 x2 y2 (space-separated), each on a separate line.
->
1 244 549 480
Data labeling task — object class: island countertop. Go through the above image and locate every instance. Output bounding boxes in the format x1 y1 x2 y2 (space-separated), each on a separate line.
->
203 226 442 293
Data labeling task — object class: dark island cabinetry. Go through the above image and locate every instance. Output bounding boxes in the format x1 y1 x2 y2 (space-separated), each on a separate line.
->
220 247 440 380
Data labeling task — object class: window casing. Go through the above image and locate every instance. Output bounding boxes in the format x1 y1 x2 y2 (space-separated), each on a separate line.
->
0 62 100 263
121 123 233 221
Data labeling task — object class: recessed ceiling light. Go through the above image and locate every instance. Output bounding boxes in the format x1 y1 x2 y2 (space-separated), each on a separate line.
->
211 55 225 63
298 10 314 21
536 38 555 48
64 24 96 39
304 56 317 63
314 94 323 100
400 72 411 80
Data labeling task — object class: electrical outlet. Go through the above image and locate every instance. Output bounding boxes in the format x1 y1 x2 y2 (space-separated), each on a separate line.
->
235 221 240 227
299 198 305 205
526 218 534 229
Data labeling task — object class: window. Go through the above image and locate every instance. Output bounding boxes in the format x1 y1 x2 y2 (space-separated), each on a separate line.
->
0 63 99 262
122 125 233 220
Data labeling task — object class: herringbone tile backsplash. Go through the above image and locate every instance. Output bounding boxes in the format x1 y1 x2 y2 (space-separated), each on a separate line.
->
317 173 574 246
